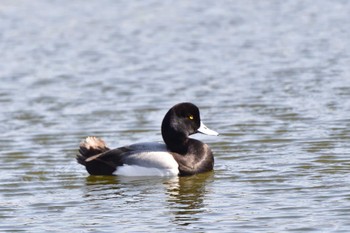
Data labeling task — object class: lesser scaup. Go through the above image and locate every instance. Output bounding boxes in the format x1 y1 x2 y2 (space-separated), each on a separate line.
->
76 102 218 176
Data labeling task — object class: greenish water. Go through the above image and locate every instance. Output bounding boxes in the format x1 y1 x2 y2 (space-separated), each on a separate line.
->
1 0 350 232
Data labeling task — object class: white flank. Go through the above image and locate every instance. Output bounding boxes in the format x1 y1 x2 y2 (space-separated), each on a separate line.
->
114 165 178 177
113 151 179 177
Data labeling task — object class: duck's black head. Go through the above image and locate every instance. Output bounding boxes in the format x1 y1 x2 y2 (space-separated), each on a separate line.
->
162 102 201 137
161 102 218 153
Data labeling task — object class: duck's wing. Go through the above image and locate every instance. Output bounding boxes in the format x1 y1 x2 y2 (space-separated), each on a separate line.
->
89 142 169 164
78 140 178 176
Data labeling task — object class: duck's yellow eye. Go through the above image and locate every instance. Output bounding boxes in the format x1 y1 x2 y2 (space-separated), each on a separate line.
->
188 115 194 120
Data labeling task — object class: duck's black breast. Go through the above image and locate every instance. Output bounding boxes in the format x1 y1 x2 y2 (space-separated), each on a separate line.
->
170 139 214 176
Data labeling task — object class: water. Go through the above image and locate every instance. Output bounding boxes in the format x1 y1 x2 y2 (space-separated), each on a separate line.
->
1 0 350 232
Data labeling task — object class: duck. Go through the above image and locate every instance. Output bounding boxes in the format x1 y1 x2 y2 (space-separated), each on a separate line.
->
76 102 218 176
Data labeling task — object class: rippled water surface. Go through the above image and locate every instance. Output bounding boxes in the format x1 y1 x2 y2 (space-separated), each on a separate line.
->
1 0 350 232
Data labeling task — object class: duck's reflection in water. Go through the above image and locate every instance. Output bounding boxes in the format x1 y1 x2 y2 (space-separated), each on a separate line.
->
83 175 124 200
82 172 214 227
164 172 214 226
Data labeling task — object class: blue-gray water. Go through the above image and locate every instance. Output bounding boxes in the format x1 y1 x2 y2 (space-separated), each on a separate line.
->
1 0 350 232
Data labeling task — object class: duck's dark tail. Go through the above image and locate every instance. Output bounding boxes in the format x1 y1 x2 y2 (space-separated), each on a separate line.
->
76 136 115 175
